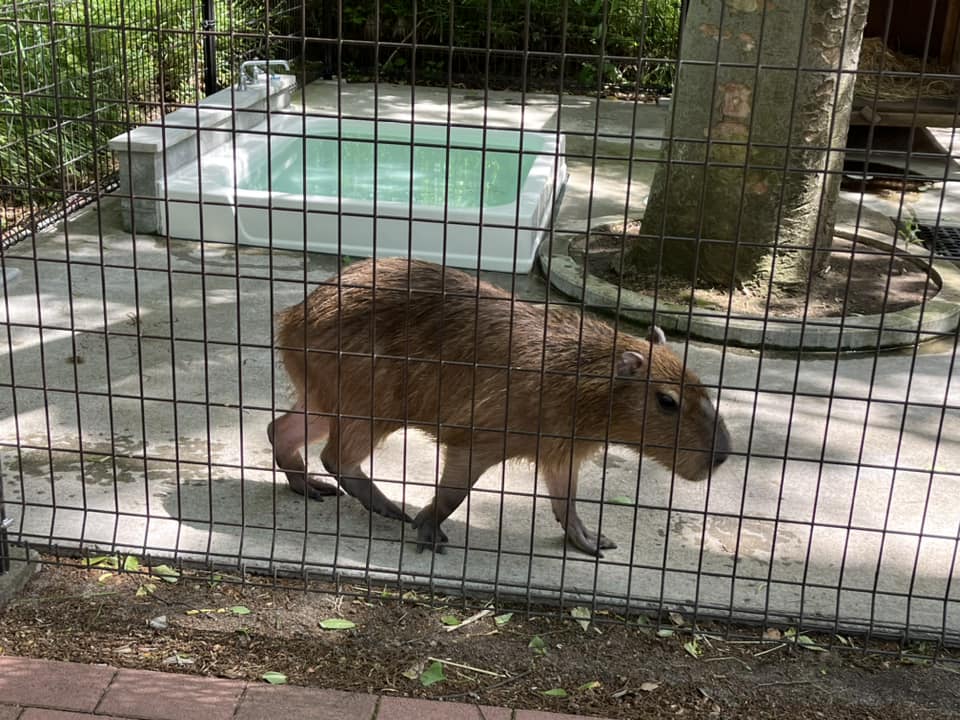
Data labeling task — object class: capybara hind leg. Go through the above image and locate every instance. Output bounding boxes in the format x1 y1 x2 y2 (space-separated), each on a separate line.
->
546 466 616 557
321 419 411 522
267 409 340 500
413 442 496 554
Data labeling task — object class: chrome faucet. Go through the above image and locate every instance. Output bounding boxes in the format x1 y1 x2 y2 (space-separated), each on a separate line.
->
238 59 291 91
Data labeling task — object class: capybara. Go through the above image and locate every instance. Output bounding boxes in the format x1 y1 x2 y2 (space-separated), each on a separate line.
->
268 257 731 556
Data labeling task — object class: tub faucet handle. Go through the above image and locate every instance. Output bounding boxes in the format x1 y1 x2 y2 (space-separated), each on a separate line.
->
239 59 291 91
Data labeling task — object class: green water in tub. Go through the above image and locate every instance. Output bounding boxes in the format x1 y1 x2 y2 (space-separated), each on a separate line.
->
239 122 543 209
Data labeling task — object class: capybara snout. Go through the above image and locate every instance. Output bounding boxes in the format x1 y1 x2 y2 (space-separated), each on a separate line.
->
269 257 730 556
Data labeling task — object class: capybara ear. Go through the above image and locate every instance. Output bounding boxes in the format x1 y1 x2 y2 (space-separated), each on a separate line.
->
649 325 667 345
616 350 646 377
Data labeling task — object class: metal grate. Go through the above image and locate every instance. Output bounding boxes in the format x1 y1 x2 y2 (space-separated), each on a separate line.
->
916 224 960 260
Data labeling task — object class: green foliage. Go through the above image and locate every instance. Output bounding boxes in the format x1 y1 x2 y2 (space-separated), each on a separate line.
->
212 0 296 95
311 0 681 91
0 0 279 203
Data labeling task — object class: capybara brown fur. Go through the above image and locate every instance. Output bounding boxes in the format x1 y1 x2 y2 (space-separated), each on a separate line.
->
268 257 730 556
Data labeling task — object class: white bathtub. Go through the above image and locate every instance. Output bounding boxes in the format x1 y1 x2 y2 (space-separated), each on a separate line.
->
160 114 568 273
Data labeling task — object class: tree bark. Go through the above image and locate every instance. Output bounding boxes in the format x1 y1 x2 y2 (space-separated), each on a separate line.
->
633 0 869 288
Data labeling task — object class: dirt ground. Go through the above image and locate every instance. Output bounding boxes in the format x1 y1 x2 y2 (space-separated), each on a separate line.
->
1 557 958 719
578 225 938 319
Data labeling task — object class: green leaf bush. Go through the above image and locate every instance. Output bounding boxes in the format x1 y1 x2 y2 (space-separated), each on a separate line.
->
0 0 285 204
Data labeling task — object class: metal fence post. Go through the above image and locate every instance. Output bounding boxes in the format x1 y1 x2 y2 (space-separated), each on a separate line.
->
0 457 9 575
202 0 218 95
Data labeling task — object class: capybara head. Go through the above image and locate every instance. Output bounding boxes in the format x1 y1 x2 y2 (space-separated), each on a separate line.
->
609 327 731 481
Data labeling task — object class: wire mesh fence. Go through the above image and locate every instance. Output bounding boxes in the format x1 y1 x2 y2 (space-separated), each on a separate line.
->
1 0 959 662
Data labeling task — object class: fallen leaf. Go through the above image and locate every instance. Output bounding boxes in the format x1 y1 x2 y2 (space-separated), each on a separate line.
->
571 606 591 631
419 661 445 687
528 635 547 655
494 613 513 626
543 688 568 698
152 565 179 583
85 555 119 569
319 618 356 630
578 680 602 691
148 615 168 631
640 681 660 692
795 634 826 652
163 653 193 666
262 671 288 685
784 628 826 652
684 640 702 658
440 615 460 626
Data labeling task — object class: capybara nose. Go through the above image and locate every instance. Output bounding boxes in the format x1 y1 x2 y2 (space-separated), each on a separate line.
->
712 422 732 467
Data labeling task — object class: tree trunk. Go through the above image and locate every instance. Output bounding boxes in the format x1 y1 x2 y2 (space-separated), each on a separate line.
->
633 0 869 288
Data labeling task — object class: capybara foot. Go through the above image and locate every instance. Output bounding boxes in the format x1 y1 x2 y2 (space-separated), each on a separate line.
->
339 475 413 522
413 509 450 554
288 472 343 501
566 520 617 557
267 420 342 501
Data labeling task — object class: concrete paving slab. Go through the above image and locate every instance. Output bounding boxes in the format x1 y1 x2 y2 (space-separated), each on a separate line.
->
20 708 133 720
0 655 614 720
0 656 115 712
20 712 134 720
1 82 959 644
517 711 606 720
3 202 958 640
97 669 244 720
236 686 378 720
377 697 512 720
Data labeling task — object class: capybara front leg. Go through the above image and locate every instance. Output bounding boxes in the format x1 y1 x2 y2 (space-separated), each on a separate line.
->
321 419 411 522
267 409 340 500
547 466 616 557
413 442 494 554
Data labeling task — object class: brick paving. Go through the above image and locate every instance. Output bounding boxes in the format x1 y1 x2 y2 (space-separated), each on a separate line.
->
0 656 613 720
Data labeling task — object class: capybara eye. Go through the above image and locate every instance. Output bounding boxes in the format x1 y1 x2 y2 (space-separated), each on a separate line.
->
656 392 679 411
